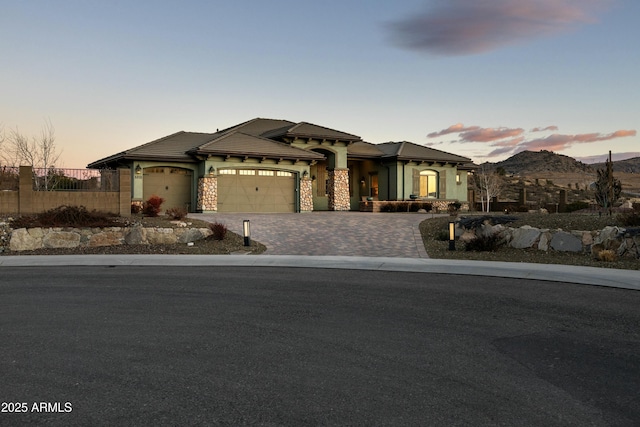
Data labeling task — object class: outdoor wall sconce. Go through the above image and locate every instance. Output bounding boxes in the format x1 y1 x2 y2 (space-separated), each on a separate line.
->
311 175 316 181
135 164 142 175
302 170 309 179
360 176 366 185
243 220 251 247
448 221 456 251
208 166 216 175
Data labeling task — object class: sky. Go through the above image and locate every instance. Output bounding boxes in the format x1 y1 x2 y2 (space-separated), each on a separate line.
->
1 0 638 168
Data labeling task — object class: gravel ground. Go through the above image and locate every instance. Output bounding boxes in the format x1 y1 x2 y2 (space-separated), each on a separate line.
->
420 212 639 270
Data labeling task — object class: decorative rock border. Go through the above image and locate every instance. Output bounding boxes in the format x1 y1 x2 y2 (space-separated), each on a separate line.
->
458 223 640 259
7 225 213 252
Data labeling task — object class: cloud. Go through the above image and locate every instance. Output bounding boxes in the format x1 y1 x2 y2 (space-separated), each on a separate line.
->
531 125 559 132
459 127 524 143
428 123 636 159
427 123 479 138
516 130 637 153
388 0 609 55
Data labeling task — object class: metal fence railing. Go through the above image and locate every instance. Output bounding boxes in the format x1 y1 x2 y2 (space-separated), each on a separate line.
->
0 166 19 191
31 168 119 192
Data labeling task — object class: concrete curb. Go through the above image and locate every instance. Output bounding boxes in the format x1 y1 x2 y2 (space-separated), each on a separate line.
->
1 255 638 291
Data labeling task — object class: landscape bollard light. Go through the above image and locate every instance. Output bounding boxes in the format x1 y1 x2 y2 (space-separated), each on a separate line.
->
243 220 251 247
448 221 456 251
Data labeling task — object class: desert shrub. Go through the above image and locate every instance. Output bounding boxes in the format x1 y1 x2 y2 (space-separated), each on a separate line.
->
617 210 640 226
131 203 142 214
566 201 590 213
10 205 117 228
396 202 409 212
516 205 530 213
142 195 164 217
419 202 433 212
597 249 617 262
448 201 461 213
465 233 502 252
165 207 188 220
380 203 396 213
435 229 450 241
209 222 228 240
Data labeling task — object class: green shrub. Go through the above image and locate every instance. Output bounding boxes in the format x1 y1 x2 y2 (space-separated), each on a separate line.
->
209 222 228 240
566 201 590 213
617 211 640 226
142 195 164 217
465 233 502 252
435 229 450 241
380 203 396 212
397 202 409 212
165 207 188 220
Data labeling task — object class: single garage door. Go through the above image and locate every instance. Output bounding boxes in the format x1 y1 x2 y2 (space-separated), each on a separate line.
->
217 169 295 213
143 167 193 211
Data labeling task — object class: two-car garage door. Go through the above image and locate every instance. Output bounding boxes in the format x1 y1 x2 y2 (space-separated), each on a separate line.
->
217 169 295 213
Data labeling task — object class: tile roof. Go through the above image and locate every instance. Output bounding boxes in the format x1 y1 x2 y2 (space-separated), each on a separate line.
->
377 141 472 163
347 141 386 158
218 118 296 137
88 131 215 167
189 131 325 161
263 121 361 142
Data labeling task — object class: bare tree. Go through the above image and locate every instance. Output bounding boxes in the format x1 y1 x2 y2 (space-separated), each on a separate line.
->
3 119 62 170
470 164 503 212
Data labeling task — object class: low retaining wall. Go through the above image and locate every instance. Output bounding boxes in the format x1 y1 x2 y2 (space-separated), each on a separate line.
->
458 224 640 259
7 225 213 252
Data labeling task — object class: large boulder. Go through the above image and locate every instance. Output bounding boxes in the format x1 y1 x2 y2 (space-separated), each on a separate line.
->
9 228 44 251
43 231 81 248
550 231 583 252
89 231 124 247
145 228 178 245
124 226 148 245
510 226 541 249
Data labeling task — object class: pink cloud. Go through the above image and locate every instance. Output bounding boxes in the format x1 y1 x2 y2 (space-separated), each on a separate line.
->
427 122 636 159
531 125 559 132
388 0 609 55
460 127 524 143
427 123 479 138
516 130 637 153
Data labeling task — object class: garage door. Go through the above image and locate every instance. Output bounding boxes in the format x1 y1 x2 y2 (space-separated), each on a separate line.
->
217 169 295 213
143 167 193 211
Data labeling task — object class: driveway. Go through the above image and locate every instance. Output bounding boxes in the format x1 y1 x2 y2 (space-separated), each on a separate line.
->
190 212 446 258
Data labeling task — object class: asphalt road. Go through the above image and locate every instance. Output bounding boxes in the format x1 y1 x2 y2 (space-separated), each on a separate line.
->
1 266 639 426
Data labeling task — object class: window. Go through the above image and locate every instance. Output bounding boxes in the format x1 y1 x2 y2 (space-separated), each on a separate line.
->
218 169 235 175
258 170 274 176
419 170 438 198
277 171 292 177
370 174 379 197
238 170 255 175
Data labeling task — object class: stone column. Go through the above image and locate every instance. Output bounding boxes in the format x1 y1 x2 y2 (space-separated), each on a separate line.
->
328 168 350 211
300 176 313 212
197 176 217 212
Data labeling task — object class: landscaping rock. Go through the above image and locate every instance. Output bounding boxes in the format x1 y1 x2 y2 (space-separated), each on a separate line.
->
89 231 124 247
538 231 552 251
550 231 583 252
43 231 81 248
146 228 178 245
124 226 148 245
10 228 43 251
510 226 541 249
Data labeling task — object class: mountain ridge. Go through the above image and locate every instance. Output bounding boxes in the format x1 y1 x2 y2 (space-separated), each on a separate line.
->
485 150 640 175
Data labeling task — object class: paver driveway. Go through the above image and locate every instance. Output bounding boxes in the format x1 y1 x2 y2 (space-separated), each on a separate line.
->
191 212 446 258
